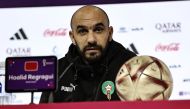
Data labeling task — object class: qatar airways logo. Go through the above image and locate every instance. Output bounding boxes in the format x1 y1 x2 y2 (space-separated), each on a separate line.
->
6 47 31 56
43 28 67 37
155 43 180 52
155 22 181 33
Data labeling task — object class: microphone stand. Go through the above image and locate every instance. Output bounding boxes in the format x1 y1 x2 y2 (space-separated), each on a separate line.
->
30 91 34 104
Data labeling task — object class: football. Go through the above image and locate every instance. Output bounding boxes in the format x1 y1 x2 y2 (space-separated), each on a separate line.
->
115 55 173 101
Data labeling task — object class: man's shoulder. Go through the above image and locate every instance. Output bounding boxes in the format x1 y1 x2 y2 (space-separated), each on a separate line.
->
123 49 137 57
110 40 137 58
58 57 68 66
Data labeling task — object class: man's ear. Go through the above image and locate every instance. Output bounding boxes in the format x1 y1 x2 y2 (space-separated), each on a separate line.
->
69 31 76 45
108 26 113 41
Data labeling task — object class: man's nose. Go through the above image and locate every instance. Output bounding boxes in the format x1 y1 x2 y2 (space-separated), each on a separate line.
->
87 31 96 43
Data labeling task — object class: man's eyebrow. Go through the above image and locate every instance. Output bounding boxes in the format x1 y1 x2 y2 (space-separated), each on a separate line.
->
76 23 105 29
95 23 105 27
76 25 86 29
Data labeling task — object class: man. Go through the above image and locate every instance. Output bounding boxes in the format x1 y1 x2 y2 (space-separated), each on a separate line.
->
40 5 136 103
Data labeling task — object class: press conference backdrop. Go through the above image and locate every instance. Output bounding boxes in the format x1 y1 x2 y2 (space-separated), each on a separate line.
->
0 0 190 104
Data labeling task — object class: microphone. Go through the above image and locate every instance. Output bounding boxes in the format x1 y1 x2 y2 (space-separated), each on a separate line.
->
41 56 79 103
58 56 79 81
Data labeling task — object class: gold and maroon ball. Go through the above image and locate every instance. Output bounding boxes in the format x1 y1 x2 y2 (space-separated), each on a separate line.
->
115 55 173 101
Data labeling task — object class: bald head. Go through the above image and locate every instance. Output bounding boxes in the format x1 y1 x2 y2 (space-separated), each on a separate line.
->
70 5 110 29
69 5 113 63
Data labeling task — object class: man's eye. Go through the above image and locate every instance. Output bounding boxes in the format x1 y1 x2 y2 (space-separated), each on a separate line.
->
94 27 104 33
78 29 88 34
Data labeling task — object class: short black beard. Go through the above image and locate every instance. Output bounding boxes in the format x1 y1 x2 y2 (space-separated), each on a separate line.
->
75 41 110 64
